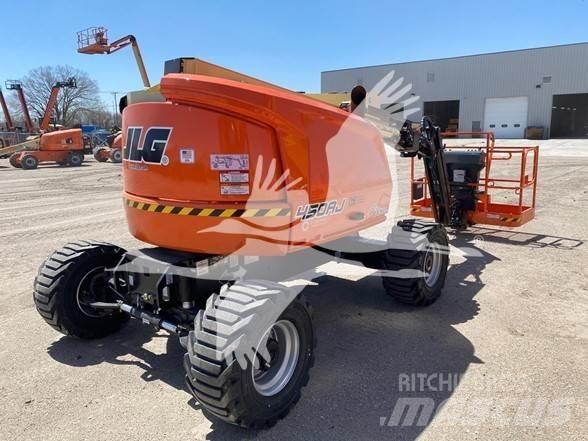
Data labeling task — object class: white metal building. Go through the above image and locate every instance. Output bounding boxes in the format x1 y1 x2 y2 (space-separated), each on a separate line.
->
321 43 588 138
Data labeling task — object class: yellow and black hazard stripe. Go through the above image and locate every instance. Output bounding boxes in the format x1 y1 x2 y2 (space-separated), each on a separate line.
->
124 198 291 218
499 216 520 223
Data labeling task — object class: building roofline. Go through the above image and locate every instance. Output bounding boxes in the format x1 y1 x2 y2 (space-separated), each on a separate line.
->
321 41 588 74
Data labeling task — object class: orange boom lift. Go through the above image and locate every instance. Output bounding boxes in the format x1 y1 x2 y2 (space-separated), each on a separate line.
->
33 30 539 429
8 78 84 169
77 27 150 163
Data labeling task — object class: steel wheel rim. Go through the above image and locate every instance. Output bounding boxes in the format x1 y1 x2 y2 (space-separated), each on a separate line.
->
252 320 300 397
423 243 442 287
76 266 111 317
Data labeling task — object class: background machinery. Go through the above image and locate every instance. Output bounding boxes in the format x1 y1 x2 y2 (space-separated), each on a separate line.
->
0 85 14 132
77 26 150 163
5 80 34 133
0 85 16 150
76 27 150 88
5 78 84 169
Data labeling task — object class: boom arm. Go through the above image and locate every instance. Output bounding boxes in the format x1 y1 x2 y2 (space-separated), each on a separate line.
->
6 81 34 132
0 87 14 130
105 35 150 88
396 117 452 226
40 78 76 132
77 28 150 88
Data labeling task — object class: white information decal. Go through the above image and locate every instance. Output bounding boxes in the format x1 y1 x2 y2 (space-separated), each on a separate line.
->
220 184 250 195
220 172 249 183
180 148 195 164
453 169 466 183
210 154 249 171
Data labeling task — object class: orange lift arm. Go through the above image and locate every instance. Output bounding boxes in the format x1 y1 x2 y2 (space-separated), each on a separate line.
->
0 86 14 130
5 80 34 132
77 27 151 88
39 78 77 132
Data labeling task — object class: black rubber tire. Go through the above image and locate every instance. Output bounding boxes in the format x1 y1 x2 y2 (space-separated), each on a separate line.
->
33 241 129 339
21 155 38 170
110 149 122 163
67 152 84 167
184 281 315 429
93 148 109 162
381 219 449 306
9 152 21 168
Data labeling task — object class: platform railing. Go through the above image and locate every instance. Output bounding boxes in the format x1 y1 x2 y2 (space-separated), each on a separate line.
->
409 131 539 227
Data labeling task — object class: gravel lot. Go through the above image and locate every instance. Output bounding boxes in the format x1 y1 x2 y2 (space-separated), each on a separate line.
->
0 140 586 441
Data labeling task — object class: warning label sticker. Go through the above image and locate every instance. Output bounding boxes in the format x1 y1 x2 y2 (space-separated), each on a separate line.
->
210 154 249 171
180 149 195 164
220 172 249 183
220 184 250 195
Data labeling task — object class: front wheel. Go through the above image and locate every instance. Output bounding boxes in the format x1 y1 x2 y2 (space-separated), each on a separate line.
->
381 220 449 306
184 281 315 429
110 148 122 163
33 241 128 339
67 151 84 167
21 154 38 170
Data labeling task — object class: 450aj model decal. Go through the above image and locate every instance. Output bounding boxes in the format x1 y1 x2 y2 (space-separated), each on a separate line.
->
295 199 347 221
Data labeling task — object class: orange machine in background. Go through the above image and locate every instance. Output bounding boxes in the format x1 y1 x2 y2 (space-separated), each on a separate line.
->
8 78 84 169
93 131 123 163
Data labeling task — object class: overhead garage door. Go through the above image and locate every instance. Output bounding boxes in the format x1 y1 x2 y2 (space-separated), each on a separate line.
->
484 97 528 138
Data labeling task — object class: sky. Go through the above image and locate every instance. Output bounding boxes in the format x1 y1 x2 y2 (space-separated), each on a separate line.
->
1 0 587 107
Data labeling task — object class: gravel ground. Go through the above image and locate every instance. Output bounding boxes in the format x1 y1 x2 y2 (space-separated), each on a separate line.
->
0 140 586 441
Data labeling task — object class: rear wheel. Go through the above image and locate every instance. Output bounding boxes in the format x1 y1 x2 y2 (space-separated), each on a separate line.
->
93 148 109 162
110 148 122 163
21 155 38 170
381 220 449 306
33 241 128 339
184 281 315 429
68 152 84 167
9 152 21 168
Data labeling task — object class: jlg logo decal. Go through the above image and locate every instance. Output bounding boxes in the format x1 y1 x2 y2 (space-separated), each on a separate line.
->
123 127 173 165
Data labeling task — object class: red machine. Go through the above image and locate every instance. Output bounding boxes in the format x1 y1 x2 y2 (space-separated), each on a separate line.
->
0 85 15 150
0 86 14 131
5 80 34 133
